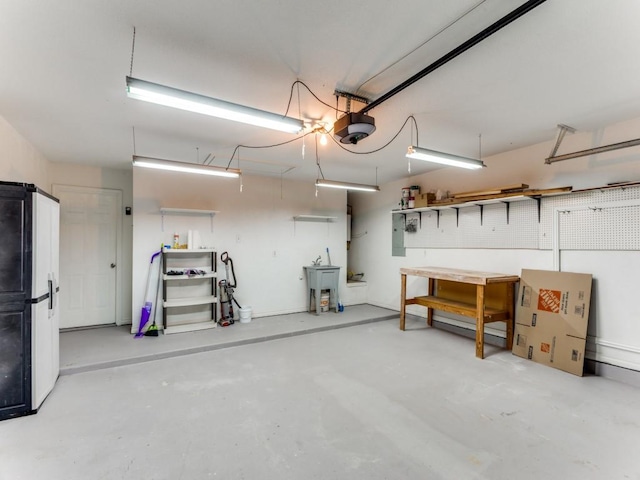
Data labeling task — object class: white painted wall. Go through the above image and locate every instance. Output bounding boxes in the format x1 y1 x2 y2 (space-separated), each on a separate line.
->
349 116 640 371
0 114 134 326
0 114 50 188
50 163 134 326
4 108 638 370
132 170 348 333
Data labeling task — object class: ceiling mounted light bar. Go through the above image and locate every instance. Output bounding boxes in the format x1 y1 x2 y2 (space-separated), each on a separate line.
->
126 77 304 134
406 146 485 170
132 155 241 178
316 179 380 192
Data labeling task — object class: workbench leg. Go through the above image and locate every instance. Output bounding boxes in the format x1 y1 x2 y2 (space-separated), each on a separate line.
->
505 282 515 350
476 285 485 359
400 274 407 330
427 278 434 327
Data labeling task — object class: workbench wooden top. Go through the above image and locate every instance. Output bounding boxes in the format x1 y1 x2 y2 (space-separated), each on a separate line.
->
400 266 520 285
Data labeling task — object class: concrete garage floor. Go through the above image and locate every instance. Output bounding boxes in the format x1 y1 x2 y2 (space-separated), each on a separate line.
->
1 310 640 479
58 304 398 375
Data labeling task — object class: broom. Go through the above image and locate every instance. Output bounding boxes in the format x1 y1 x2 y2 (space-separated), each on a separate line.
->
135 250 161 338
145 254 162 336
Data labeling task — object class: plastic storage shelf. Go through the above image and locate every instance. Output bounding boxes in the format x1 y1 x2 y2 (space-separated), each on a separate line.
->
162 249 217 334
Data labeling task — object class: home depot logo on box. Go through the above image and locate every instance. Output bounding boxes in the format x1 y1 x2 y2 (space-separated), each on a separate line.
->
538 288 561 313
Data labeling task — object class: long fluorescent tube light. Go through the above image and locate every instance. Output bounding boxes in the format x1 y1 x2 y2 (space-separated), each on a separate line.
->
316 179 380 192
126 77 304 134
406 145 485 170
133 156 241 178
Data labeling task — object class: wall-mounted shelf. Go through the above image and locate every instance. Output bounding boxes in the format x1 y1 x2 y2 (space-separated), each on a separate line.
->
293 215 337 222
391 187 572 226
160 208 219 232
573 180 640 193
160 208 218 215
293 215 338 236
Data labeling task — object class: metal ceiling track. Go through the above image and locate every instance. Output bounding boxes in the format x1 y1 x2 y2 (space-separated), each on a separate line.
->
358 0 549 114
335 89 371 113
548 124 576 158
546 137 640 164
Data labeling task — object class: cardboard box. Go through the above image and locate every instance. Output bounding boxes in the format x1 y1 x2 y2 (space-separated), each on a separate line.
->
413 193 436 208
512 269 592 376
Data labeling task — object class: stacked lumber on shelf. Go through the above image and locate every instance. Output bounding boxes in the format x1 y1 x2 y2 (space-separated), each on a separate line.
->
429 184 572 207
452 184 530 198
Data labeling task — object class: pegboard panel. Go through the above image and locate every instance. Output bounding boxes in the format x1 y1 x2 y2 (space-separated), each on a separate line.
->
422 209 461 248
558 204 640 250
404 211 432 248
540 184 640 249
404 199 539 249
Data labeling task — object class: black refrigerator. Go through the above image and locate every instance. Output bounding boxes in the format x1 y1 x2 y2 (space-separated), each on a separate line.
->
0 181 60 421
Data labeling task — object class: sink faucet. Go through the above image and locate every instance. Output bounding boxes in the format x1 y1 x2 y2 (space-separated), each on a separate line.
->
312 256 322 266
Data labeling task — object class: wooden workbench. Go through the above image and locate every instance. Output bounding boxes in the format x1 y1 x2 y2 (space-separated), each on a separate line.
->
400 267 520 359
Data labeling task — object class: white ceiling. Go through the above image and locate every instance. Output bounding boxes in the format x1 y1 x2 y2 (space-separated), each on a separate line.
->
1 0 640 185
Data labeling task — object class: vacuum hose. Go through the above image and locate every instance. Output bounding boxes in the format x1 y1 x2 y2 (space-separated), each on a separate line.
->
220 251 237 288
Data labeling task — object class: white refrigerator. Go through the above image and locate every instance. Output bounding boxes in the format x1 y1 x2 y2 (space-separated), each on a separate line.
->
0 182 60 421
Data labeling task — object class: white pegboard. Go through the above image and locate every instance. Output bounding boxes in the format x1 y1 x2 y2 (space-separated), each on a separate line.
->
404 199 539 249
540 185 640 250
558 204 640 250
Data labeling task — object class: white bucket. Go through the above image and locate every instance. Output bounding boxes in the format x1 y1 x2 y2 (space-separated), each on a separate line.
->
239 306 252 323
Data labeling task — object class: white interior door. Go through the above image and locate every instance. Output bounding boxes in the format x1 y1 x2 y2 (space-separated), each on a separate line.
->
53 185 120 328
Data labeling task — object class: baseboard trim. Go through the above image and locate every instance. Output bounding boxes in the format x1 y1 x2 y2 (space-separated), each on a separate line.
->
584 360 640 388
406 313 640 384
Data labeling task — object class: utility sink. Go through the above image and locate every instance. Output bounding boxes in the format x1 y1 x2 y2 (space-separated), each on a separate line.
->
303 265 341 314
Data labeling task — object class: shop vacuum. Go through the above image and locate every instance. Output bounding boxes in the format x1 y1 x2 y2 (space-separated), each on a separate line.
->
218 251 241 326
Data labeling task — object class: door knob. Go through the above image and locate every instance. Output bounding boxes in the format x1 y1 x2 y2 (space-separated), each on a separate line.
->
110 263 116 268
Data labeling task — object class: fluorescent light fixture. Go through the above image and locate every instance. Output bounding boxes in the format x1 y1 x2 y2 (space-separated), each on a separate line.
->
316 179 380 192
133 155 241 178
126 76 304 134
406 145 485 170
